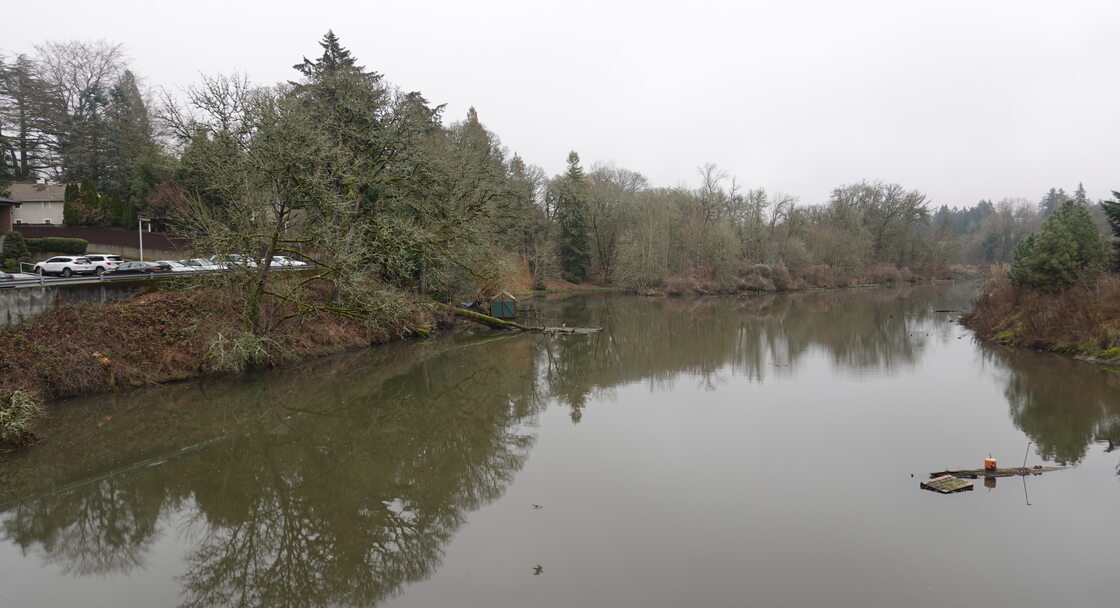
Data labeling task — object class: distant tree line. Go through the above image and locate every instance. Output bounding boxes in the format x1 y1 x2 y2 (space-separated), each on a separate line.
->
3 33 1117 305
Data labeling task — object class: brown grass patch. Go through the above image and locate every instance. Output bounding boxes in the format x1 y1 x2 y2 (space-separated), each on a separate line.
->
963 273 1120 355
0 279 438 410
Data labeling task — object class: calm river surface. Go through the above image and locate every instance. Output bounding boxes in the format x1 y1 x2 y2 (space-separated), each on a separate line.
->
3 284 1120 607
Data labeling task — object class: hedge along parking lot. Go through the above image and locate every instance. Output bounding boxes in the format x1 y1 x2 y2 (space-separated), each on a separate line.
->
25 237 89 255
3 233 90 273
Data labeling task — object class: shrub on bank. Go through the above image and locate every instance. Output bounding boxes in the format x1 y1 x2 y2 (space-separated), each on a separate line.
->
964 273 1120 355
2 231 30 271
0 278 440 417
0 390 42 447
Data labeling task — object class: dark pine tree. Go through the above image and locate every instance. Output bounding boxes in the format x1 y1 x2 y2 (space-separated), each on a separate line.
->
553 151 591 283
294 30 362 79
1073 182 1090 206
1039 187 1069 217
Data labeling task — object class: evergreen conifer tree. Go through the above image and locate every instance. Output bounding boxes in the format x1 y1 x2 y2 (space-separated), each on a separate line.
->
1073 182 1090 206
1009 200 1108 290
0 55 57 180
550 151 592 283
1055 199 1108 270
1100 191 1120 270
62 182 80 225
1039 187 1069 216
75 178 108 225
294 30 361 79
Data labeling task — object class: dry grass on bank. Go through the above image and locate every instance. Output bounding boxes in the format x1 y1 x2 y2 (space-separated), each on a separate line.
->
0 282 439 411
963 273 1120 357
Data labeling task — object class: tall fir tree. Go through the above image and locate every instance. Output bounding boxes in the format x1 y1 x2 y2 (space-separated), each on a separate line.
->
1073 182 1089 206
0 54 58 180
293 30 360 78
103 69 161 226
1039 187 1069 217
59 82 111 186
62 181 80 225
549 151 592 283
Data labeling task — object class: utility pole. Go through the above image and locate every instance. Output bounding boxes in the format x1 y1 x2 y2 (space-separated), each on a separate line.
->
138 217 151 260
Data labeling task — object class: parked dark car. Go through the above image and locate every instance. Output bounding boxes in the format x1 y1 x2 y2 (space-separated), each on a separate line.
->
104 261 173 275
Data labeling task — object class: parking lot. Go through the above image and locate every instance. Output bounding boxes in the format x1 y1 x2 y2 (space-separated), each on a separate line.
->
2 255 313 289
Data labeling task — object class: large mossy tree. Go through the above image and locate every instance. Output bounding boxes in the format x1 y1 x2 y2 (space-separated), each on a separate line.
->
168 31 529 332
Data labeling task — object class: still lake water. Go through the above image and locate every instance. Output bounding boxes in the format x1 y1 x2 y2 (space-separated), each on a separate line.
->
2 284 1120 607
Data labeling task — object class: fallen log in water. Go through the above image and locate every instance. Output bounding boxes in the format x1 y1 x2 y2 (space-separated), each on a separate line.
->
443 305 603 335
928 465 1065 479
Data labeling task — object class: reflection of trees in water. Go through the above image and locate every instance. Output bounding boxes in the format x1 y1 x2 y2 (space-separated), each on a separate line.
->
3 474 164 576
0 335 545 608
0 286 973 604
539 286 955 415
981 344 1120 466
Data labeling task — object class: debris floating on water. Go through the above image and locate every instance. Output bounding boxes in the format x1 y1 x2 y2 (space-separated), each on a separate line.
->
921 475 974 494
929 465 1064 479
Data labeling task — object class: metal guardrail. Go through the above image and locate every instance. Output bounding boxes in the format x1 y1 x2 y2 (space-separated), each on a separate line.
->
2 266 315 290
3 270 195 289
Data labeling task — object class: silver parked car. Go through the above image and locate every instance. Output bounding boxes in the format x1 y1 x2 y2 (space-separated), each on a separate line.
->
33 256 97 277
271 255 309 268
182 258 221 271
210 254 258 269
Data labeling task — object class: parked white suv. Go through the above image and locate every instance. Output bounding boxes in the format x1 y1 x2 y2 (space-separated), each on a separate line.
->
33 256 97 277
84 254 126 275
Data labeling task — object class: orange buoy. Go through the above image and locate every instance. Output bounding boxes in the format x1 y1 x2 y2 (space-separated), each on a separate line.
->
984 457 998 470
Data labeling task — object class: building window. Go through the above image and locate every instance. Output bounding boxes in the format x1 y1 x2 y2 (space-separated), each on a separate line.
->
14 219 22 225
43 219 52 225
42 202 50 209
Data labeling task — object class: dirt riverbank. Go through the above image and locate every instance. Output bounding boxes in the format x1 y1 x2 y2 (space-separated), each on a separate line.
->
0 284 440 447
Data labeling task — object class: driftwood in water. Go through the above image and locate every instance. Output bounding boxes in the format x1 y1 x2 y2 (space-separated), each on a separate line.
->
929 465 1065 479
444 305 602 335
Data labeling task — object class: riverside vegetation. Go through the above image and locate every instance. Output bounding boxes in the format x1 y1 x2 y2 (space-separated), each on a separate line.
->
964 195 1120 360
2 33 1118 445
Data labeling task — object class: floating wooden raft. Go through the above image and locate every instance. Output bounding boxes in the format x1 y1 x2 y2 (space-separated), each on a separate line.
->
921 475 974 494
928 465 1065 479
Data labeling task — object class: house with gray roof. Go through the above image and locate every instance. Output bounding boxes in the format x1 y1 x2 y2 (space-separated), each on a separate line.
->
7 182 66 226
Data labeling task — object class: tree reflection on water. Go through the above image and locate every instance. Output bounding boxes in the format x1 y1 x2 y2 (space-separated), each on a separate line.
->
980 343 1120 466
1 335 544 607
11 284 1102 607
537 286 961 419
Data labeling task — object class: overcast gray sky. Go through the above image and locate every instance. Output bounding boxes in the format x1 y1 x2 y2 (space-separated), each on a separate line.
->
8 0 1119 206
